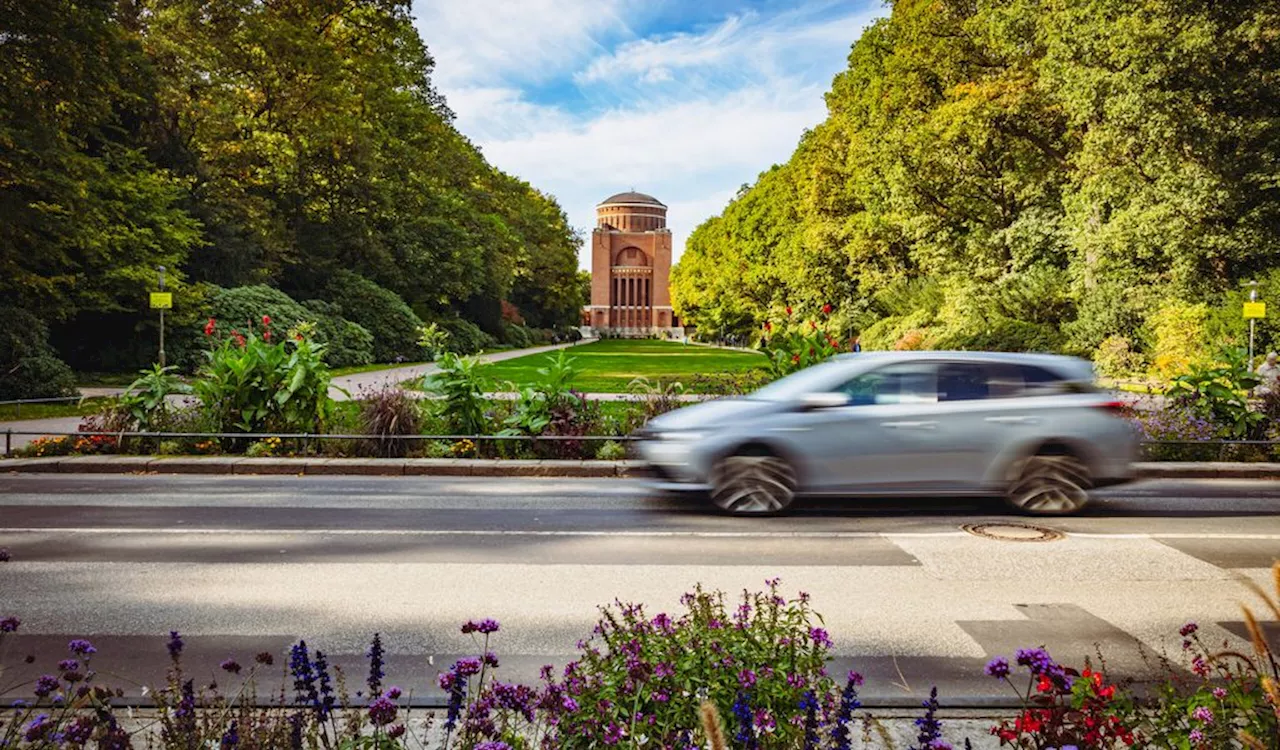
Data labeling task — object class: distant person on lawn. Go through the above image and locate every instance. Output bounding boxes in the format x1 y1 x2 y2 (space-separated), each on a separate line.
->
851 337 862 353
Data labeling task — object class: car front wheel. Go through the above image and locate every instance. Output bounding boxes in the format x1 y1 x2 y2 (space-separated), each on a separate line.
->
710 453 797 516
1005 454 1091 515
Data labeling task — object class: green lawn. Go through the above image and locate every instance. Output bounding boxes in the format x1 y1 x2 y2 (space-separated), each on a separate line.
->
466 339 768 393
0 397 114 422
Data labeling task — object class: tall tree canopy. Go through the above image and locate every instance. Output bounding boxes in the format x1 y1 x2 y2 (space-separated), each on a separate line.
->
673 0 1280 368
0 0 583 378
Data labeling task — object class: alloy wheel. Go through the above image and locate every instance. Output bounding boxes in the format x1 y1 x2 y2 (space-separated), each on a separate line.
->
710 454 797 515
1005 454 1091 515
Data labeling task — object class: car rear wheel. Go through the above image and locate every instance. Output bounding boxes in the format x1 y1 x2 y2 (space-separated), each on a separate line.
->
1005 454 1091 515
710 453 797 516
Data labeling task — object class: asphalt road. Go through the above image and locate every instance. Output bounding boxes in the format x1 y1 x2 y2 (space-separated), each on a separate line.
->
0 474 1277 708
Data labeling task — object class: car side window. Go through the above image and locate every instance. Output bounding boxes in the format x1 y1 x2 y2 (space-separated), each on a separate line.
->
836 363 937 406
1017 365 1066 397
937 362 992 401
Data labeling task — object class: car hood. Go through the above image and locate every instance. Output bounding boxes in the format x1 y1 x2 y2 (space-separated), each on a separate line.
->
643 398 784 433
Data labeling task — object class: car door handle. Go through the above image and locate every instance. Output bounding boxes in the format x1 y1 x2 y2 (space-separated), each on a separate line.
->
881 420 938 430
985 416 1040 425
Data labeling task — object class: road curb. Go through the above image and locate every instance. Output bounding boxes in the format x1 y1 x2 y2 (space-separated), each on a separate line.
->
1 456 1277 480
0 455 648 478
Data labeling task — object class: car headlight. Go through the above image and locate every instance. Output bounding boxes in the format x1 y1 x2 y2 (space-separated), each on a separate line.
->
657 431 705 441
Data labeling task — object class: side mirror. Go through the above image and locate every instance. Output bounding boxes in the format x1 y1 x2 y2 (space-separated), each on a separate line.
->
799 392 851 410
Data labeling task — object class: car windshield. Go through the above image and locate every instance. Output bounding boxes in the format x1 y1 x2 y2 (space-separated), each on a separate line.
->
747 361 851 401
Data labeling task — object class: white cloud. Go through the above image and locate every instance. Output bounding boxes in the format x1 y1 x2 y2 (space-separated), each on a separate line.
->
412 0 632 89
411 0 886 269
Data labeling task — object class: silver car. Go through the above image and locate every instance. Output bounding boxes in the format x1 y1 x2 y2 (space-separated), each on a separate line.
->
635 351 1137 516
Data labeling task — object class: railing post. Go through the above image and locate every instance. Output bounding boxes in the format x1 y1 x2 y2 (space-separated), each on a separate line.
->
5 430 10 458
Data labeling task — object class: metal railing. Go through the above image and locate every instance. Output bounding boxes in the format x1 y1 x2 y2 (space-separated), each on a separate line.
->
4 428 1280 461
3 429 638 458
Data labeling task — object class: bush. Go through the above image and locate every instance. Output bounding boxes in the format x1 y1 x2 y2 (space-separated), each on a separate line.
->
1147 300 1211 379
438 317 498 355
1094 335 1144 378
303 300 375 369
595 440 626 460
205 285 372 369
758 307 843 377
325 271 423 362
192 323 334 437
685 371 774 396
357 384 422 458
427 353 489 436
0 307 77 401
501 322 533 349
1166 346 1263 439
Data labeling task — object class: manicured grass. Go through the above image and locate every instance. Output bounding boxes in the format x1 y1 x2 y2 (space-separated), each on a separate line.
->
0 397 114 422
331 361 432 377
466 339 767 393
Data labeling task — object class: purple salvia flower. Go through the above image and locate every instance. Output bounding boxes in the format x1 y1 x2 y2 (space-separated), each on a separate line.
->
166 631 183 658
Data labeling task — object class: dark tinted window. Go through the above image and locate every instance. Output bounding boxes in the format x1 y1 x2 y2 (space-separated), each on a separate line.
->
1018 365 1066 396
937 363 991 401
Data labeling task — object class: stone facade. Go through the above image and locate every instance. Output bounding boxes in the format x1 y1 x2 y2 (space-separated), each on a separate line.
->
583 191 680 337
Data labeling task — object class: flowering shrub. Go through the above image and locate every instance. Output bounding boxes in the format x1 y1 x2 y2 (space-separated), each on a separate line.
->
986 648 1134 747
532 579 837 749
759 306 846 378
1166 346 1264 439
191 316 335 435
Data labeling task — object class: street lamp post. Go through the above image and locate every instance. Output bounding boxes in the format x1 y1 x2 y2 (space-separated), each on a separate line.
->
157 265 166 368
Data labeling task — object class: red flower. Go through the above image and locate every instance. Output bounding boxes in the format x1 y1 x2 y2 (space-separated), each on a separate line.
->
791 354 800 364
785 306 793 316
262 315 271 327
231 330 246 348
263 330 271 342
822 304 832 315
295 334 304 342
764 321 772 332
204 318 216 337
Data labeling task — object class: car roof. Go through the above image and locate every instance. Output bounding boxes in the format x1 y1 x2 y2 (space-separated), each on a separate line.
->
831 350 1094 381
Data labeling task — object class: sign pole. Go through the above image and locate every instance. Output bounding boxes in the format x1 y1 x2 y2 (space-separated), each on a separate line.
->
157 266 166 368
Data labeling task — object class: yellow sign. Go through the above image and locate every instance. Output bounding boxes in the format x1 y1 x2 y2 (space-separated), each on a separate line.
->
1244 301 1266 319
150 292 173 310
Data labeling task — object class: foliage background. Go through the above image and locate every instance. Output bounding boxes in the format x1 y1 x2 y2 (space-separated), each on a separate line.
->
672 0 1280 371
0 0 585 396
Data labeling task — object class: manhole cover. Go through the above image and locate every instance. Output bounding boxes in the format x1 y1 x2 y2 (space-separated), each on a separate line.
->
961 523 1065 542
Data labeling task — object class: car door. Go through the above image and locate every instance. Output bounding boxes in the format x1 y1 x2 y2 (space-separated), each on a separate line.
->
796 360 943 492
928 360 1015 488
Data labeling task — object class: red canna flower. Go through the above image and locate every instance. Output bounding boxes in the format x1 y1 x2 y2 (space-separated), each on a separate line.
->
822 304 832 315
262 315 271 327
764 321 772 332
263 330 271 342
295 334 304 342
791 354 800 364
232 330 246 348
204 318 216 337
785 306 792 316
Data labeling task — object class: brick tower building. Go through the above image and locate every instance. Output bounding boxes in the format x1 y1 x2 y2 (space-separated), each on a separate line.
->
584 190 680 336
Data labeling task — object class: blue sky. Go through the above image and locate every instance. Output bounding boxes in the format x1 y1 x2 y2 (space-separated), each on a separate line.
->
410 0 885 269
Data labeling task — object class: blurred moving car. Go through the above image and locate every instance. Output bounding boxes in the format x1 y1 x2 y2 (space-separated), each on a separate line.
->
635 351 1137 516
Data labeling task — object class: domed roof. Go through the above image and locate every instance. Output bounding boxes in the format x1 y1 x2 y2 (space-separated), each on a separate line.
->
598 190 666 208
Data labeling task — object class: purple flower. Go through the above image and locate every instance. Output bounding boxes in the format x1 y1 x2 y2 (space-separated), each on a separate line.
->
1212 687 1227 700
24 714 51 742
475 743 512 750
455 657 482 677
33 674 59 697
0 547 10 562
68 639 96 655
58 659 79 672
166 631 183 658
1015 647 1053 675
367 632 385 696
738 669 757 689
765 577 781 587
65 716 94 745
220 720 239 748
1189 729 1205 743
462 618 500 634
809 627 833 649
255 651 274 666
1192 705 1214 724
367 695 398 726
1192 656 1209 676
387 724 406 739
386 686 402 700
219 658 241 674
984 657 1010 679
0 616 19 633
603 722 626 745
1180 622 1198 637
